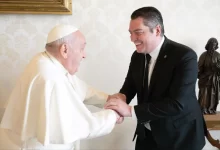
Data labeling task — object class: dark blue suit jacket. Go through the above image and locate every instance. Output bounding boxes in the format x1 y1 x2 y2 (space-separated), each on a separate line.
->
120 37 205 150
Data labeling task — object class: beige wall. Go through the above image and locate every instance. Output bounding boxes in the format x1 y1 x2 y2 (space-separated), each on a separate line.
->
1 0 220 149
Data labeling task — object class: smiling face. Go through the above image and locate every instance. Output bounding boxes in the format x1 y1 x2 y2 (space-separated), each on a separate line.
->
66 31 86 75
129 17 162 54
59 31 86 75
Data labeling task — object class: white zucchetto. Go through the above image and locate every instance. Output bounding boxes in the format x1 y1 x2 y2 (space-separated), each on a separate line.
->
46 24 78 44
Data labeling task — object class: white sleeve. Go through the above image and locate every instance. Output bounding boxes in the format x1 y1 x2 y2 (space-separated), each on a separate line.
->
46 81 117 145
72 76 108 108
83 86 108 108
131 106 137 120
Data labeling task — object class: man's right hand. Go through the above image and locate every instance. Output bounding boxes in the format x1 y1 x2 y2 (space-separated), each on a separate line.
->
105 98 132 117
107 93 126 102
107 93 126 124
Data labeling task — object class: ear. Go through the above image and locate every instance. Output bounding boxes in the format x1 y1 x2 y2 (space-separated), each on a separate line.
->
59 43 68 59
155 25 161 36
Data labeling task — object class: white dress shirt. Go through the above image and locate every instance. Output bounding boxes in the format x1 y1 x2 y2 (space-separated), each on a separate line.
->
131 36 165 130
0 51 117 150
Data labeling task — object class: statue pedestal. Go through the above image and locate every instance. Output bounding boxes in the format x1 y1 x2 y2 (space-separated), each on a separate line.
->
204 112 220 149
204 112 220 130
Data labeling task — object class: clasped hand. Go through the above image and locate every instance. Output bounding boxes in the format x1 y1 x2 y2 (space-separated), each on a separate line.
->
105 93 132 124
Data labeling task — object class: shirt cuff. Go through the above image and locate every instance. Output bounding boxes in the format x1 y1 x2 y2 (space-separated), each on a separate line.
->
131 106 137 120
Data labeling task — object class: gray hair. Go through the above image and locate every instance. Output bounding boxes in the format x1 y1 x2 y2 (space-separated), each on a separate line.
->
131 6 165 36
45 33 74 51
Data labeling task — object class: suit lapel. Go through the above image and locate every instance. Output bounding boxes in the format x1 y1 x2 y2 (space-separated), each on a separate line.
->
148 38 169 95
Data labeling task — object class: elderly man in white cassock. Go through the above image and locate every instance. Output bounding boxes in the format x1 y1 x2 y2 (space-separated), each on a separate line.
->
0 25 123 150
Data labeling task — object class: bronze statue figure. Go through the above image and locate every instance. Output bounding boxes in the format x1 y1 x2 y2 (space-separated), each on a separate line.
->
198 37 220 114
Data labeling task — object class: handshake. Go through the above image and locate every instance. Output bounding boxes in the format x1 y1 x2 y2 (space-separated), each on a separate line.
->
104 93 132 124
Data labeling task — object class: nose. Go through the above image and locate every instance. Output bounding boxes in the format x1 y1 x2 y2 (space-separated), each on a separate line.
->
130 33 136 42
82 50 86 58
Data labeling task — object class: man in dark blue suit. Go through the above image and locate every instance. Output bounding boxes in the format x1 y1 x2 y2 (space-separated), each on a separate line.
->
105 6 205 150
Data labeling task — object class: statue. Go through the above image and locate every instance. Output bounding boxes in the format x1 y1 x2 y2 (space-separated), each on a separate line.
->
198 37 220 114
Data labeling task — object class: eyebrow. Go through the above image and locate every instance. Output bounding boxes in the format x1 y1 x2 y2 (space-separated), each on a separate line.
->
129 29 143 32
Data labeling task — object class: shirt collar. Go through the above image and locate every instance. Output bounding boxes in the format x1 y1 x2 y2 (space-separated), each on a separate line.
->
45 50 69 76
149 36 165 60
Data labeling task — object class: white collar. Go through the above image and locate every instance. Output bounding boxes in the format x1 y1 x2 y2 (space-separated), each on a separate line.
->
44 50 69 76
149 36 165 60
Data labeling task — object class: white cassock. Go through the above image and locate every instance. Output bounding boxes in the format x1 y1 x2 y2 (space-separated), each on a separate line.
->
0 51 117 150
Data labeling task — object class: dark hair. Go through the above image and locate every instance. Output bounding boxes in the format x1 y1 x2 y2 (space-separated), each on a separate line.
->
131 6 164 36
205 38 219 52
